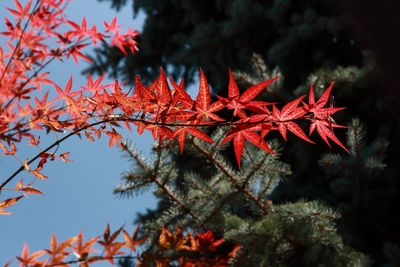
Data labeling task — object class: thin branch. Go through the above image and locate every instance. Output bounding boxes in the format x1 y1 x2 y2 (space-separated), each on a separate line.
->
152 176 198 220
198 191 239 228
1 115 236 216
0 118 110 190
0 110 288 192
45 255 138 267
20 37 92 91
0 0 40 86
189 138 267 214
151 142 198 220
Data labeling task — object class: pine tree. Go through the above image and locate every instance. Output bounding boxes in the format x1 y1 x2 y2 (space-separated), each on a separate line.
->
92 0 400 264
90 0 360 90
116 128 368 266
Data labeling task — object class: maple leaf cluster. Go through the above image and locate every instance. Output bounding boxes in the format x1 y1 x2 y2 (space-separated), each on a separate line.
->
152 226 240 267
0 0 347 215
7 224 238 267
0 0 138 214
0 1 348 266
0 0 138 155
0 65 346 213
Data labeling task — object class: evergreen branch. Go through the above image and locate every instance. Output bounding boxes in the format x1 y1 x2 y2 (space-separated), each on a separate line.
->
198 191 239 228
114 178 152 197
189 138 267 214
257 174 276 200
240 152 267 189
152 176 198 219
149 146 198 220
120 141 151 172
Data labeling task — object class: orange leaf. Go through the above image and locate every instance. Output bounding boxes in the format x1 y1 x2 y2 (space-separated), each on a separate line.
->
123 225 146 252
45 233 77 265
98 224 125 264
31 169 48 180
0 142 16 155
0 195 23 209
59 152 72 163
16 243 46 267
71 231 99 259
22 187 43 195
0 208 11 215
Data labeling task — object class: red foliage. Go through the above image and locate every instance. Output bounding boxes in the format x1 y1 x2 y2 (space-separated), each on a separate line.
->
8 224 238 267
0 0 348 265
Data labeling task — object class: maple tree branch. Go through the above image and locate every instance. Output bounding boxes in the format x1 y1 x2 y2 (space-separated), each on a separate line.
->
0 1 41 113
1 111 266 138
0 0 40 86
0 118 108 191
0 4 92 114
45 255 138 267
0 115 259 191
21 37 92 91
0 107 67 137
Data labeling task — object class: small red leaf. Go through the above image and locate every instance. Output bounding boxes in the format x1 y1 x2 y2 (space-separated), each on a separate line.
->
240 77 279 102
285 122 314 143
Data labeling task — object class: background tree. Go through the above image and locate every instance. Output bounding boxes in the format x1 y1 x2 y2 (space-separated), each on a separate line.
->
93 0 400 265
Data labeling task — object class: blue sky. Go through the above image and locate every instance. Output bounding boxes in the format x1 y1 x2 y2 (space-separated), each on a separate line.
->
0 0 158 264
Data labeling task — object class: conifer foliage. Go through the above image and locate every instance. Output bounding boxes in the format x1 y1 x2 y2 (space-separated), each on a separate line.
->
0 0 361 266
94 0 399 265
116 125 367 266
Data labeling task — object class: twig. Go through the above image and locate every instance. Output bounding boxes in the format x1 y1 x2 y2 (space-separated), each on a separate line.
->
189 138 267 214
0 0 40 86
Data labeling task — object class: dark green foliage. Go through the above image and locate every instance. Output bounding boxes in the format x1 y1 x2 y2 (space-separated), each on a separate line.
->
96 0 400 264
116 129 367 266
88 0 360 91
225 201 368 266
318 119 396 255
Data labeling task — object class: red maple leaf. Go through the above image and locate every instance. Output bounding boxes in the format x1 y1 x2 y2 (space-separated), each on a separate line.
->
170 78 193 110
193 69 225 122
218 70 278 118
222 124 274 168
6 0 32 21
172 127 213 153
98 224 125 264
193 230 225 252
44 233 77 266
67 17 89 42
16 243 46 267
105 128 122 147
122 225 146 252
104 17 122 33
132 75 157 113
307 83 348 152
271 96 314 143
71 231 99 260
